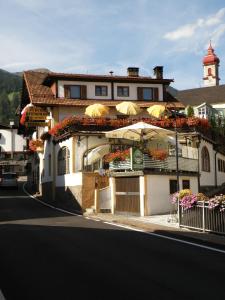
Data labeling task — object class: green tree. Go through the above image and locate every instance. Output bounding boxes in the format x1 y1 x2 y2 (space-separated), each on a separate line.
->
187 105 194 117
0 91 11 124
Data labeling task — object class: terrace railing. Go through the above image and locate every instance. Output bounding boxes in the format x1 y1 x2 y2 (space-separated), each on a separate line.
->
109 154 198 173
179 201 225 235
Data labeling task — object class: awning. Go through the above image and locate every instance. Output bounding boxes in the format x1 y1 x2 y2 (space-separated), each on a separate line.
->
86 144 110 165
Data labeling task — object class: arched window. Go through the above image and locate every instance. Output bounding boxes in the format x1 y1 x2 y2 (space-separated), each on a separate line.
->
201 146 210 172
208 68 212 76
58 146 70 175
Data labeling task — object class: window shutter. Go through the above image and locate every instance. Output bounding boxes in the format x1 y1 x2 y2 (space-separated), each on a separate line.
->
137 87 143 100
64 85 70 98
153 88 159 100
81 85 87 99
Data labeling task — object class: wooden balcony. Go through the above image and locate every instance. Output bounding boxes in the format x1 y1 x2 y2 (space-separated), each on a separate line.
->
109 154 198 173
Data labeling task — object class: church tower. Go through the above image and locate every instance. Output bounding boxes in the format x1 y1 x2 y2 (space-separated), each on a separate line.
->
203 41 220 86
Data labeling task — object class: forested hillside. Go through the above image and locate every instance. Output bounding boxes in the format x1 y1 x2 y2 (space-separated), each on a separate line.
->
0 69 22 125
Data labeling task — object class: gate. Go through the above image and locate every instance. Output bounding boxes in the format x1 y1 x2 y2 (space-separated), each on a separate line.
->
82 173 109 209
115 177 140 214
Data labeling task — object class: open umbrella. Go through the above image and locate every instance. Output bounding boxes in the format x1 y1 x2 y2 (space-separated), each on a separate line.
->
147 104 170 118
105 121 174 142
86 144 110 165
116 101 141 115
85 103 109 117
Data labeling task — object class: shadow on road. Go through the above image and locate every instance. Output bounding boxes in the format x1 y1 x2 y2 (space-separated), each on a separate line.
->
0 222 225 300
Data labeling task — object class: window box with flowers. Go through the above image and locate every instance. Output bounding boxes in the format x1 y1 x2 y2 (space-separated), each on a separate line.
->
104 149 131 170
29 139 44 153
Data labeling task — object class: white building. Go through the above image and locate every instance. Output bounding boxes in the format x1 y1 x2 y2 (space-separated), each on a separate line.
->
0 123 28 175
20 66 225 216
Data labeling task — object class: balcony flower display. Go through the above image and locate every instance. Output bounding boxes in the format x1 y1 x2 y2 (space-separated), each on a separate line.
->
47 116 211 138
149 149 168 161
29 139 44 152
170 189 198 210
208 194 225 211
104 149 130 163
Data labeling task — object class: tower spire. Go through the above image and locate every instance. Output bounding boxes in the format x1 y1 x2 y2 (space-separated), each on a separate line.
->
202 41 220 86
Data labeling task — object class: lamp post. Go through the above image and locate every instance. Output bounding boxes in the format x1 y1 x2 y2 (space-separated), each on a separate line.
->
174 112 180 192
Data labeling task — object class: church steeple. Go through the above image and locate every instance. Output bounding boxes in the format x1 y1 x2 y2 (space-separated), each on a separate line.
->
203 41 220 86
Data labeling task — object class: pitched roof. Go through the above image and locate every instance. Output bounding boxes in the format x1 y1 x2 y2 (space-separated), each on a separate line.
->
177 84 225 106
23 71 184 109
43 71 174 84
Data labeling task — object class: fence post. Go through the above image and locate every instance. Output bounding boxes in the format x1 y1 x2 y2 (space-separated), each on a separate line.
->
178 202 180 227
202 201 205 232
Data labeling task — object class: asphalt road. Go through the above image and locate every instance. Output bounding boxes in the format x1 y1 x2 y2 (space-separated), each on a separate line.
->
0 184 225 300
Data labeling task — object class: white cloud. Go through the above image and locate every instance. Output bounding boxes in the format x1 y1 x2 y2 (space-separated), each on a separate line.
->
164 7 225 41
205 8 225 26
164 22 200 41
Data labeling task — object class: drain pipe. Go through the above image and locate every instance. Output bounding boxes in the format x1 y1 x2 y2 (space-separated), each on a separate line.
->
215 147 218 188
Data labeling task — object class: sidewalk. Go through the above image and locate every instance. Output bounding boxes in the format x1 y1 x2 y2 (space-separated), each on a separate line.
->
85 211 225 248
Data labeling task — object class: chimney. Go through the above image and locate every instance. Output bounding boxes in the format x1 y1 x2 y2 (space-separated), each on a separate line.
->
153 66 163 79
127 67 139 77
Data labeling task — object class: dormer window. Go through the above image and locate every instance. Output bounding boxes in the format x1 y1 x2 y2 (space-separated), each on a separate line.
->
64 85 87 99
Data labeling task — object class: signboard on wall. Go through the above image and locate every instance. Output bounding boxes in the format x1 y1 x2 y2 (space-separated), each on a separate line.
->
131 148 144 170
25 107 49 127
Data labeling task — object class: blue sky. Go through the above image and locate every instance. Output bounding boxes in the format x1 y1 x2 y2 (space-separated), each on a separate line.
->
1 0 225 90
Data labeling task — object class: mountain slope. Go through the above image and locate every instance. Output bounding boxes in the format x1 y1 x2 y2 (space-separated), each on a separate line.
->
0 69 22 125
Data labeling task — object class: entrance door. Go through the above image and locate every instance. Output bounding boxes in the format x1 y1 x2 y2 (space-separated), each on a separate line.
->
115 177 140 214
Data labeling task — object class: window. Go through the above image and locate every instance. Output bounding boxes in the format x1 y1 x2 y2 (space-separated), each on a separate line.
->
218 159 225 173
137 87 158 101
169 179 178 194
143 88 153 100
182 180 190 189
58 147 70 175
48 154 51 176
201 146 210 172
64 85 87 99
95 85 108 96
117 86 129 97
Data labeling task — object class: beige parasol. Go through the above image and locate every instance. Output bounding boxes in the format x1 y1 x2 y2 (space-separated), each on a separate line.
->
147 104 170 118
85 103 109 117
116 101 141 115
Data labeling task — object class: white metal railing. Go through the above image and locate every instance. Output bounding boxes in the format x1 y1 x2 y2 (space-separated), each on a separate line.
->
109 155 198 172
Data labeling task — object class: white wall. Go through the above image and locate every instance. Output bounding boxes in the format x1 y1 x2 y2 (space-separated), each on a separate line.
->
0 129 26 152
56 172 83 187
203 64 217 86
58 80 163 101
216 152 225 186
146 175 198 215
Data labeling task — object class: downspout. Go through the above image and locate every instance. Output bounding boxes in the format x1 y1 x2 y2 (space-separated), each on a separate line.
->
215 147 218 188
197 134 201 192
111 81 114 100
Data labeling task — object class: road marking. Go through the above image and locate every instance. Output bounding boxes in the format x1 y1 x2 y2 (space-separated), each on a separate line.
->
22 183 225 255
0 196 30 199
0 290 6 300
22 183 81 217
102 221 225 255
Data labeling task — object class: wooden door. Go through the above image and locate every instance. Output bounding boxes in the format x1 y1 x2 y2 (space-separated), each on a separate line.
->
82 173 109 209
115 177 140 214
